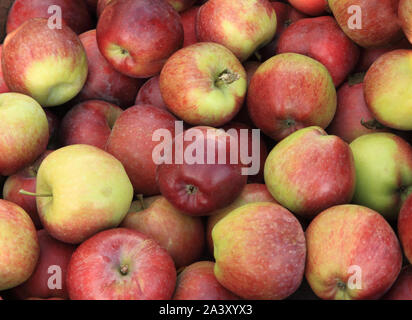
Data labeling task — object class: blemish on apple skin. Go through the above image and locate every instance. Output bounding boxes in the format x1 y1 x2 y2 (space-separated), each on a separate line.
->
101 187 112 197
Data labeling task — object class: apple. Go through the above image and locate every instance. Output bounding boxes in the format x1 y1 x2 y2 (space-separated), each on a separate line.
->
156 126 248 216
33 144 134 244
243 61 261 87
160 42 247 127
44 110 60 149
399 0 412 44
326 77 388 143
96 0 183 78
3 150 52 229
6 0 93 35
364 49 412 130
306 204 402 300
0 93 49 176
76 30 143 108
67 228 176 300
328 0 402 48
264 127 356 219
106 105 177 196
59 100 123 150
174 261 239 300
276 16 360 86
247 53 337 141
196 0 277 61
168 0 196 12
213 202 306 300
350 132 412 220
135 76 167 110
0 45 9 93
96 0 111 17
0 200 39 291
398 193 412 264
181 6 199 47
2 18 88 107
121 196 204 269
383 265 412 300
288 0 327 16
206 183 276 254
11 229 76 300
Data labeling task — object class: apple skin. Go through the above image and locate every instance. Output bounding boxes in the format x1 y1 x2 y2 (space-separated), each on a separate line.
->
168 0 196 12
0 200 39 291
96 0 183 78
174 261 239 300
96 0 112 17
206 183 276 254
364 50 412 131
156 126 248 216
326 80 388 143
350 132 412 220
10 229 76 300
247 53 337 141
59 100 123 150
77 30 143 108
398 194 412 264
0 46 10 93
121 196 205 269
67 228 177 300
383 265 412 300
3 151 52 229
213 202 306 300
2 18 88 107
135 76 167 110
36 144 134 244
264 127 356 219
288 0 327 16
6 0 94 35
106 105 177 196
399 0 412 44
181 6 200 47
328 0 402 48
276 16 360 87
196 0 277 62
306 204 402 300
0 93 49 176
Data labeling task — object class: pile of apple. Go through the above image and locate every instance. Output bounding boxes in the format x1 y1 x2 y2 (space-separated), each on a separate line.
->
0 0 412 301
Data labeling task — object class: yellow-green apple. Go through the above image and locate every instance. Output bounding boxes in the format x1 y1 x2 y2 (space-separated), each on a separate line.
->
264 127 356 219
213 202 306 300
327 77 388 143
33 144 134 244
350 132 412 220
160 42 247 127
400 0 412 44
96 0 183 78
121 196 204 269
0 200 39 291
0 46 9 93
168 0 196 12
59 100 123 150
106 105 177 196
276 16 360 87
0 93 49 176
364 50 412 130
77 30 143 108
66 228 176 300
3 150 52 229
173 261 239 300
287 0 327 16
156 126 248 216
10 229 76 300
305 204 402 300
2 18 88 107
206 183 276 254
383 265 412 300
247 53 337 141
398 193 412 264
196 0 277 61
328 0 402 48
6 0 93 35
135 76 167 110
181 6 199 47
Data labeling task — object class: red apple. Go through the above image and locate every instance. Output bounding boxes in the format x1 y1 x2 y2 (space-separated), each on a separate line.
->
398 193 412 264
276 16 360 86
11 229 76 300
44 110 60 149
0 45 10 93
59 100 123 150
181 6 199 47
6 0 94 35
174 261 239 300
121 196 205 269
77 30 143 108
399 0 412 44
287 0 327 16
106 105 177 196
96 0 183 78
96 0 111 17
383 265 412 300
306 204 402 300
135 76 167 110
67 228 176 300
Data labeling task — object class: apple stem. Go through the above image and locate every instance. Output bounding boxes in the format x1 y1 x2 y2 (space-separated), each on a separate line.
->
19 189 52 197
215 69 240 86
136 194 145 209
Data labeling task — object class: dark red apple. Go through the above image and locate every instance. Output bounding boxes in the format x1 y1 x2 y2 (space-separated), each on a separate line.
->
383 265 412 300
135 76 167 110
181 6 199 47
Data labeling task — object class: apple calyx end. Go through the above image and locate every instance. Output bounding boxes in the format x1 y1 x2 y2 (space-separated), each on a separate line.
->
119 264 129 276
185 184 198 195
